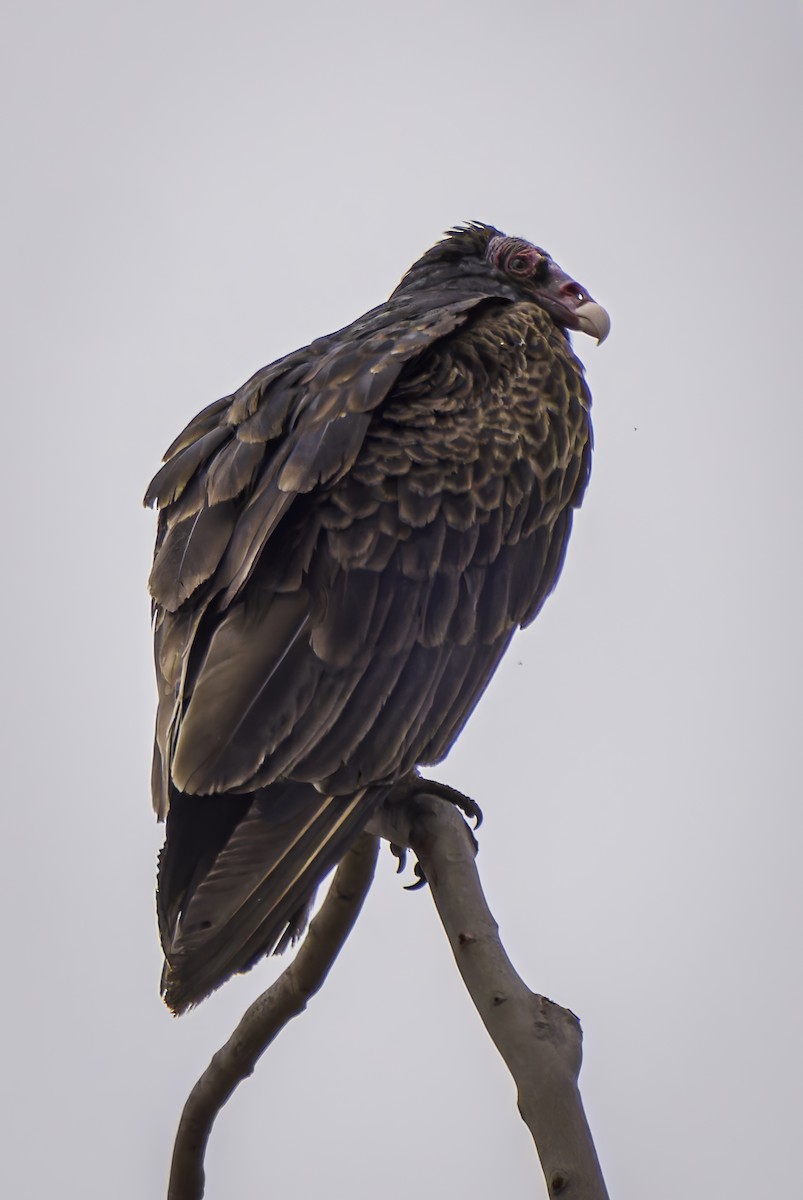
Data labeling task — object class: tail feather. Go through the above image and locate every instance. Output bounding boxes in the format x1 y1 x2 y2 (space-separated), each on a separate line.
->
158 780 380 1012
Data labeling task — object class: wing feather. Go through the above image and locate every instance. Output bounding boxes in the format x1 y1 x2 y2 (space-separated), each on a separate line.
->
520 507 575 626
308 568 381 667
205 436 267 504
148 500 237 612
172 591 311 793
144 426 231 508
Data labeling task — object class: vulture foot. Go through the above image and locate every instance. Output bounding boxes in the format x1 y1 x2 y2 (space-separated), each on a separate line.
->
380 775 483 889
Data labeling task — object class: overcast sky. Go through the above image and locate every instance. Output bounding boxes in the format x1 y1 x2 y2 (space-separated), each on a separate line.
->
3 2 802 1197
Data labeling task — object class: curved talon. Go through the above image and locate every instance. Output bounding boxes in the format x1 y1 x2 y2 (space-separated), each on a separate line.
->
389 842 408 874
456 793 483 829
404 860 428 891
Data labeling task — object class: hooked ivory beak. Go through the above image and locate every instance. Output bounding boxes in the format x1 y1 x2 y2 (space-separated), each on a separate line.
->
574 301 610 344
574 301 611 344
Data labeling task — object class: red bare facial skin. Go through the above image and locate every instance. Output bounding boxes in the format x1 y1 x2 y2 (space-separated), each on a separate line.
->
486 235 610 343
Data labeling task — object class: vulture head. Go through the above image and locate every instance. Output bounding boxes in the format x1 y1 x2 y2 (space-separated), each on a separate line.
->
394 221 610 344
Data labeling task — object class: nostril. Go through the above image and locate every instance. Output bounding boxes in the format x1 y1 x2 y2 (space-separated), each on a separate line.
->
560 281 585 303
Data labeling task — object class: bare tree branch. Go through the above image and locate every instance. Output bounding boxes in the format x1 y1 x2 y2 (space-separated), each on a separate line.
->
369 787 610 1200
169 785 609 1199
167 832 380 1200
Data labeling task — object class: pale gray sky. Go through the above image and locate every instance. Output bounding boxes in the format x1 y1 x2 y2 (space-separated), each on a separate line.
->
2 2 802 1197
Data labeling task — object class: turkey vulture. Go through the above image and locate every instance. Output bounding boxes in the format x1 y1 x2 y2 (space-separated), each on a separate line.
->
146 222 609 1012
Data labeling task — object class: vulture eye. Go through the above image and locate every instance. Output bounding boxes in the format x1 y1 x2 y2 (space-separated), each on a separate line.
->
508 255 529 273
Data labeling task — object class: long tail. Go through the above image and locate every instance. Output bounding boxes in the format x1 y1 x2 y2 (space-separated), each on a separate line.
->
157 780 380 1013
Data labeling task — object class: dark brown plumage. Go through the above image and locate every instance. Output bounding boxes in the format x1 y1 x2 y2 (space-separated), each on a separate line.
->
146 222 609 1012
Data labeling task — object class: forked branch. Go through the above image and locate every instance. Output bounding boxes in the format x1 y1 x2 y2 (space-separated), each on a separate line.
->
168 789 610 1200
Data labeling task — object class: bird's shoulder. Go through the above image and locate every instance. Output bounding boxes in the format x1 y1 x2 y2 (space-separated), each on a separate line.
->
144 289 501 613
